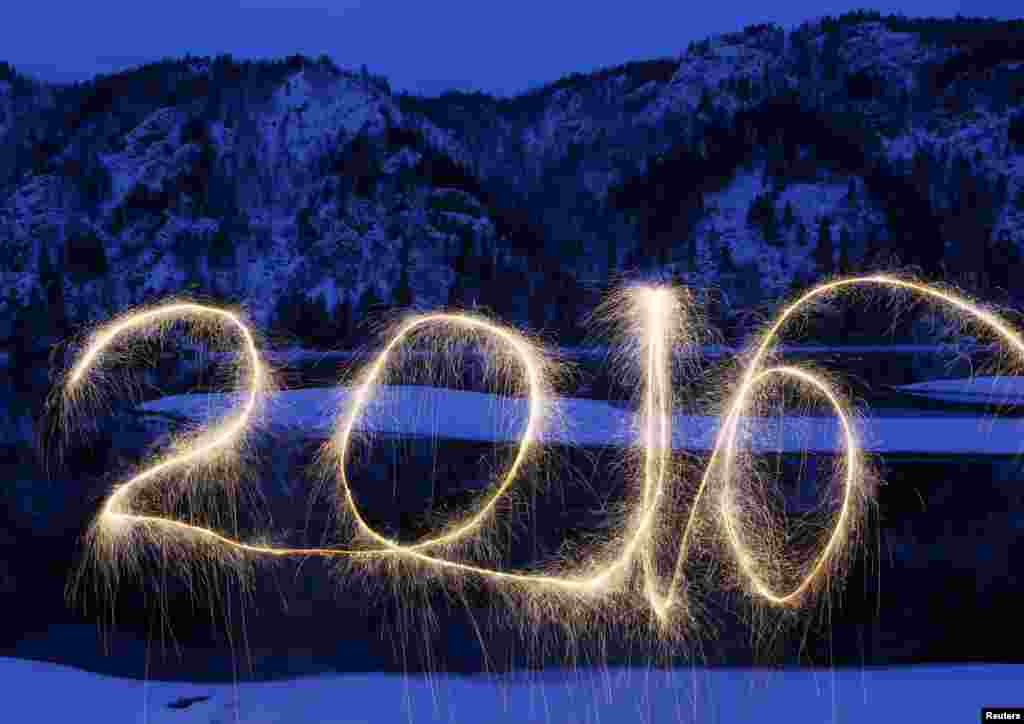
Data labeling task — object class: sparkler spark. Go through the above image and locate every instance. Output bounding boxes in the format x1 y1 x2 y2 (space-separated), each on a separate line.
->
61 275 1024 634
58 301 275 583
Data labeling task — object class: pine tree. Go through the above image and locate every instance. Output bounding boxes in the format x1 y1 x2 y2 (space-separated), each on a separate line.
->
208 223 234 268
607 234 618 274
356 286 381 331
306 294 332 347
448 233 476 308
698 87 713 117
796 221 808 245
748 192 779 245
945 155 995 289
394 244 414 309
763 204 779 245
736 77 752 101
477 244 501 313
36 243 66 340
746 192 771 227
65 225 108 280
838 228 852 274
845 178 858 205
995 174 1009 207
718 243 737 274
334 298 352 344
821 26 842 83
911 149 931 200
814 216 834 275
271 289 299 338
527 275 548 332
296 207 317 249
555 271 582 343
1009 113 1024 147
987 232 1021 297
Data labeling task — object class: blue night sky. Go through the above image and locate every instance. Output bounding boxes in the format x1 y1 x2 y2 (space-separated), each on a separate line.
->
6 1 1020 96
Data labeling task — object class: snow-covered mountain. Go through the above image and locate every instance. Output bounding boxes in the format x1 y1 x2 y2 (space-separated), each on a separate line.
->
1 13 1023 348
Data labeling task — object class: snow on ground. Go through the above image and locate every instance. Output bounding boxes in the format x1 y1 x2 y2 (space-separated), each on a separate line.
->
2 656 1020 724
139 382 1024 456
896 376 1024 405
697 165 771 267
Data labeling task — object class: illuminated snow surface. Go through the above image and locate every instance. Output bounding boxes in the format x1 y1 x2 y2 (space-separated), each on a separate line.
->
895 376 1024 406
139 383 1024 455
4 657 1022 723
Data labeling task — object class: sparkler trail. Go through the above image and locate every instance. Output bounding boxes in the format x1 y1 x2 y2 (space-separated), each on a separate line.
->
61 275 1024 631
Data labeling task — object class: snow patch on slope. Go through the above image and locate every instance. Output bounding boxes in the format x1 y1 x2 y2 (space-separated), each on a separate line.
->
263 69 397 167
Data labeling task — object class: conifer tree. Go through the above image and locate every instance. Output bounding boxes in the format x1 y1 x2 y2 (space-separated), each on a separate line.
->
394 241 414 309
37 243 66 339
839 227 852 274
796 221 809 246
764 203 779 245
335 297 352 345
814 216 834 275
448 233 476 308
65 225 108 280
306 294 332 347
357 286 381 332
607 235 618 274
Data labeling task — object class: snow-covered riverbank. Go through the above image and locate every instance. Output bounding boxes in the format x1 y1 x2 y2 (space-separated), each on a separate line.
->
4 656 1021 723
140 383 1024 455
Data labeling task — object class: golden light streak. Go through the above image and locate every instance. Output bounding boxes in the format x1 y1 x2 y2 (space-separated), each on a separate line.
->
715 365 859 606
63 275 1024 633
65 303 269 517
329 313 550 552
